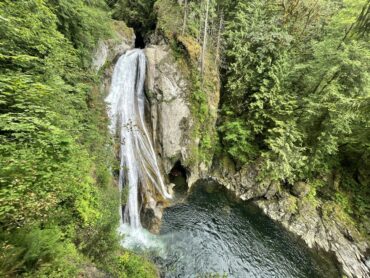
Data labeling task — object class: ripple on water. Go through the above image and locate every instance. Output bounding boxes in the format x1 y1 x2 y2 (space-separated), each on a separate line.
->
122 182 340 278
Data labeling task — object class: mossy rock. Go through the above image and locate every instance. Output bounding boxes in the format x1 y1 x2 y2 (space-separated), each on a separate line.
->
175 34 201 64
111 20 134 43
291 181 310 198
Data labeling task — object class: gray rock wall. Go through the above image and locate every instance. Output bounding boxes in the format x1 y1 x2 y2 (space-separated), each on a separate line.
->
95 21 369 278
145 45 190 173
256 196 370 278
210 159 370 278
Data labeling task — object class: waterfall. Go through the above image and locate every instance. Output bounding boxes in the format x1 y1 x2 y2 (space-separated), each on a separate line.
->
106 49 171 229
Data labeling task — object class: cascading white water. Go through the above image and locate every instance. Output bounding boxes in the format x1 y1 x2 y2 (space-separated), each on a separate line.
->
106 49 171 230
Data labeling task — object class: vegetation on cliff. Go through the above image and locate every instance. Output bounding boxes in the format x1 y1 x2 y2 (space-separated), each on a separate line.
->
0 0 369 276
115 0 369 240
0 0 156 277
218 0 369 236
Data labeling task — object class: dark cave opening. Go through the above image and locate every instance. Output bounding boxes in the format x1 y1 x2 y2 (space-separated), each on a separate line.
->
135 30 146 49
169 161 188 193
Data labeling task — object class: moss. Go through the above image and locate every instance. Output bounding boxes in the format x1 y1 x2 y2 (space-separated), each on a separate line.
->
321 202 357 231
301 179 325 208
121 186 129 204
176 34 201 63
304 173 370 240
146 89 156 101
338 170 370 237
111 20 134 42
187 71 214 166
286 195 298 214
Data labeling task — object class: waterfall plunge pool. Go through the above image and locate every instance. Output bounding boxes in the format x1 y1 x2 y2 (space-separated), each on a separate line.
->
106 50 339 277
124 181 340 278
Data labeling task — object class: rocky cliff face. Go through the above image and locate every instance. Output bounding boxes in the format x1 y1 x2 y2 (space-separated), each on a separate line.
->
144 45 191 176
210 158 370 278
95 21 369 278
144 43 219 187
92 21 135 74
141 44 199 232
256 195 370 278
142 41 221 231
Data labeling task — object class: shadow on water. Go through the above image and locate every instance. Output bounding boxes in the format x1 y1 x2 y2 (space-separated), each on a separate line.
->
153 180 341 278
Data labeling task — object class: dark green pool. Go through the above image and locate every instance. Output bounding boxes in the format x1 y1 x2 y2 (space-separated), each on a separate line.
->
154 181 340 278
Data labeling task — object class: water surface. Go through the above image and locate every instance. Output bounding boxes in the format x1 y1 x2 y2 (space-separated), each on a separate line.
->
155 181 339 278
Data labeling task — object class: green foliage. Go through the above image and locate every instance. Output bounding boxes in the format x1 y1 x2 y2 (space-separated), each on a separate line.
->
261 121 307 182
336 169 370 234
108 251 158 278
286 195 298 214
218 118 256 164
154 0 182 39
217 0 369 234
0 226 81 277
113 0 156 35
304 179 325 207
189 71 217 165
219 0 294 167
0 1 152 276
47 0 111 66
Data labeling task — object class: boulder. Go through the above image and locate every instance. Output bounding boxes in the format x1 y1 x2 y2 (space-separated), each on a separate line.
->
264 181 280 200
291 181 310 198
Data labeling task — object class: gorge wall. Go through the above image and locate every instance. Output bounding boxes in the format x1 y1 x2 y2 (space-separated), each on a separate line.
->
94 17 369 278
142 38 369 277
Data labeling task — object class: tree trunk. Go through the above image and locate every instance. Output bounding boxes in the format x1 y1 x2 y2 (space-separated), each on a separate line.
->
215 12 223 66
181 0 188 36
201 0 210 86
197 0 204 43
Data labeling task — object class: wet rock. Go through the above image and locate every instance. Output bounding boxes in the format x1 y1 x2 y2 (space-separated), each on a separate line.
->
168 183 176 196
265 181 280 200
141 196 164 234
204 181 218 193
366 258 370 270
210 161 269 200
211 160 370 278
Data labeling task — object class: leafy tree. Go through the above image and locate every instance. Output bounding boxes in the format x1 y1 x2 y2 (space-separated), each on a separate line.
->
46 0 111 66
219 0 293 164
112 0 157 36
0 1 150 276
